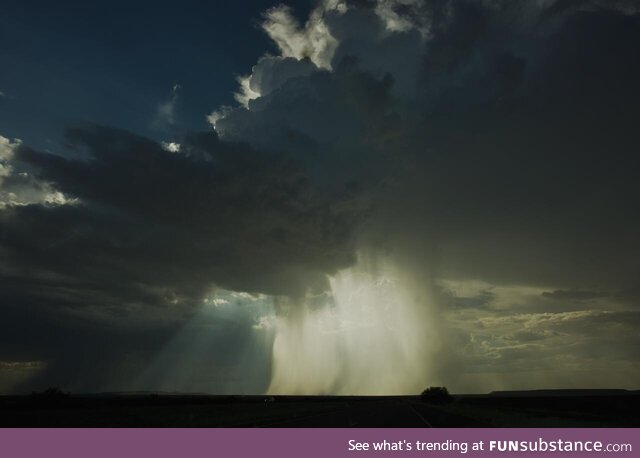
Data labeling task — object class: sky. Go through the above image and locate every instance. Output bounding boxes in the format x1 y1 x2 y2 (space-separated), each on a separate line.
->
0 0 639 395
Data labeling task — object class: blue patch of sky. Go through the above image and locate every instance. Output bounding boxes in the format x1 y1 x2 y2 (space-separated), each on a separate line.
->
0 0 314 151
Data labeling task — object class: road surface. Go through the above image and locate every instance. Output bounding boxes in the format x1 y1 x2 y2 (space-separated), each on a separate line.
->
256 400 482 427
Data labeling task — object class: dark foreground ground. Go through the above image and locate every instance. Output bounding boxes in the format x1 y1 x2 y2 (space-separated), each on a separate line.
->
1 390 638 427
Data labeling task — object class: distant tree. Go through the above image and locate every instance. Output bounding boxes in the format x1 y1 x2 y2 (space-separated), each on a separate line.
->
31 387 69 397
30 387 71 406
420 386 453 404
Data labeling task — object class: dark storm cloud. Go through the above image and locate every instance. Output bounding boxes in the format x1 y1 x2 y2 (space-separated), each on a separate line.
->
215 1 640 294
1 0 640 393
539 0 640 20
6 125 362 305
210 0 640 392
1 125 362 392
380 7 640 291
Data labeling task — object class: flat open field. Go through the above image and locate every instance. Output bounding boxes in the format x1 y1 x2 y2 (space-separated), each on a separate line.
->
1 391 638 427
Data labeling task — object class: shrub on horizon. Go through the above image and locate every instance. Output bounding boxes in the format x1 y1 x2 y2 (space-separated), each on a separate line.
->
420 386 453 404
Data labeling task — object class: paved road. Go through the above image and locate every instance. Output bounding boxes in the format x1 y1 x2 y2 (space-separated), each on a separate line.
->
256 399 482 427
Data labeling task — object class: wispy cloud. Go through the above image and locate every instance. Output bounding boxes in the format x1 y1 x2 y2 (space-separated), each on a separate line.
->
153 83 181 129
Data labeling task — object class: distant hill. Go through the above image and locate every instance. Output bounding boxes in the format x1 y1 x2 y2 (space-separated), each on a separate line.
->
487 389 632 397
